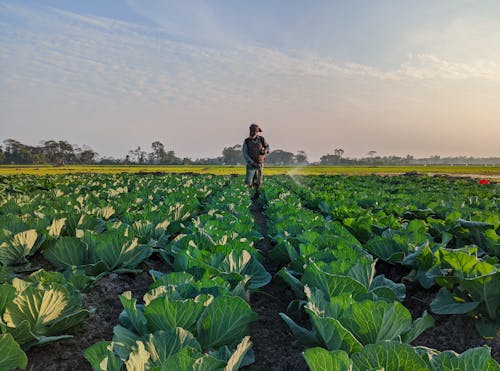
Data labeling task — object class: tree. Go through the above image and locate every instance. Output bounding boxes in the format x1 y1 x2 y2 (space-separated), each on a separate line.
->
295 150 308 164
128 146 147 164
78 146 97 163
320 148 344 165
3 139 34 164
267 150 295 165
58 140 75 163
150 141 168 164
164 150 181 164
334 148 344 158
41 140 59 163
222 144 242 165
367 150 377 158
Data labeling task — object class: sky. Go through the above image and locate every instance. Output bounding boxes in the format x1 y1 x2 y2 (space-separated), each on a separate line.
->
1 0 499 161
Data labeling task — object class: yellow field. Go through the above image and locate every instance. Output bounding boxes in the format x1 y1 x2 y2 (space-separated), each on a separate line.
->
0 164 499 178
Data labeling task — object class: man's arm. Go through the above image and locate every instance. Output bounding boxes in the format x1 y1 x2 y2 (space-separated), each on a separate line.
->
262 137 270 154
242 139 253 164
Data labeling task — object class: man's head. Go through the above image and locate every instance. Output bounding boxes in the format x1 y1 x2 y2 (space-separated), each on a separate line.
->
249 123 262 137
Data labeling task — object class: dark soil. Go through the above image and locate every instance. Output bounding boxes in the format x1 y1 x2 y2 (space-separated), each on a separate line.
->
26 269 154 371
404 281 499 363
244 197 308 371
377 261 499 363
375 260 411 283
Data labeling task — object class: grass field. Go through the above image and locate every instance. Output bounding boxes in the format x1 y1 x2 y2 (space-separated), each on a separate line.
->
0 164 499 177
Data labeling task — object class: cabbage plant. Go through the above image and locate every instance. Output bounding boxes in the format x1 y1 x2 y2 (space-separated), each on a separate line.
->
0 270 89 349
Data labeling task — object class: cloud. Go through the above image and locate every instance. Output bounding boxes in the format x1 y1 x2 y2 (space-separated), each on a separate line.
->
2 2 500 115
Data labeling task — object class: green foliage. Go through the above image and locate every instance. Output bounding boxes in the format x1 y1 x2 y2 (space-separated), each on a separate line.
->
0 333 28 370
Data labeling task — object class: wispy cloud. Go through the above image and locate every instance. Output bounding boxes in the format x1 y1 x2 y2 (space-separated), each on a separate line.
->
2 3 499 112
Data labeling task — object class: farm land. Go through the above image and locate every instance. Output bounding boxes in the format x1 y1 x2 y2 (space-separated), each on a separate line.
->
0 168 499 370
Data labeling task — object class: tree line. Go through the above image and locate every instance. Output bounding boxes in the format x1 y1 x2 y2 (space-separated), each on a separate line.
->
1 139 499 166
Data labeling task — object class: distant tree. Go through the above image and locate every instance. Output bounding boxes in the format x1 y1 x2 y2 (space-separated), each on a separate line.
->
320 148 345 165
99 156 120 164
150 141 168 164
164 150 181 164
58 140 75 163
295 150 308 164
320 153 339 165
267 149 295 165
404 154 414 164
334 148 344 158
128 146 147 164
3 139 33 164
222 144 242 165
367 150 377 157
78 146 97 163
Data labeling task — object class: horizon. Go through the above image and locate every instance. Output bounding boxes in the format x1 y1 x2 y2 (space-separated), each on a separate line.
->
1 1 500 162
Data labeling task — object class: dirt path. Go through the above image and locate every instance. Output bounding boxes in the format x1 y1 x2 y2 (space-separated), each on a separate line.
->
245 197 308 371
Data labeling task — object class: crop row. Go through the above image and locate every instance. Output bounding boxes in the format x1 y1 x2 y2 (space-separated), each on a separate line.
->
83 179 270 369
0 174 240 369
260 176 499 370
282 175 499 337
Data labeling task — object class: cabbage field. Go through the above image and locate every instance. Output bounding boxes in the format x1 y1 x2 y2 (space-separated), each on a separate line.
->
0 173 499 370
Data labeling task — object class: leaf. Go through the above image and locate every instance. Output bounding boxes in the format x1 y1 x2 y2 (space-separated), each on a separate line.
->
95 232 152 271
456 219 494 230
302 264 368 299
0 283 16 314
125 341 151 371
430 346 500 371
351 341 429 371
43 237 92 269
144 295 207 333
430 287 480 315
112 325 139 361
0 333 28 370
279 312 320 347
197 296 257 350
307 312 362 354
364 236 404 263
162 347 196 370
402 310 435 343
0 229 40 265
224 336 253 371
119 291 148 336
4 286 69 335
278 268 305 298
193 354 226 371
48 218 67 238
84 341 123 371
370 274 406 302
340 300 412 345
475 319 500 339
241 256 272 289
144 328 201 367
303 348 353 371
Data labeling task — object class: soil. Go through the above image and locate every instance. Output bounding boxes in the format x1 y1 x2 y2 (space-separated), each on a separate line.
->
244 196 308 371
377 262 500 363
404 281 499 363
25 256 167 371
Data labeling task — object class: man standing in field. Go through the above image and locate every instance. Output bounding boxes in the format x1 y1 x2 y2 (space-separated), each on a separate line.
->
243 123 270 196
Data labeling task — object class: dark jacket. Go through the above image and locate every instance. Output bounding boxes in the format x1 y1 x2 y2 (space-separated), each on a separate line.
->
242 136 270 164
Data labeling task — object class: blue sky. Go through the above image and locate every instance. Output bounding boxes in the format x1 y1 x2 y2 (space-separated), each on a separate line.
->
1 0 499 160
